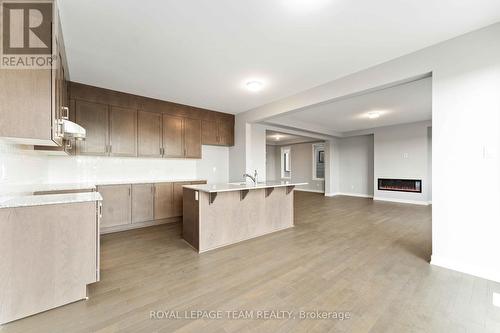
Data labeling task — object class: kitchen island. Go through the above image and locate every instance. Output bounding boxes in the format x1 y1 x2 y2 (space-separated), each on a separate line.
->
182 181 306 252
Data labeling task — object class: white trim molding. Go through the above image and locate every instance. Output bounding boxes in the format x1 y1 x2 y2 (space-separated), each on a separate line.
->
373 196 429 206
336 192 373 198
324 192 373 198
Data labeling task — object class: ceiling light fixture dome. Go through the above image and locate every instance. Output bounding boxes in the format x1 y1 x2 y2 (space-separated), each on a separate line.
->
245 80 264 92
367 111 381 119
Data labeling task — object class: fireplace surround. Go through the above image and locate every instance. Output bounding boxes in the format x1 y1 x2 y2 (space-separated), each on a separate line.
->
378 178 422 193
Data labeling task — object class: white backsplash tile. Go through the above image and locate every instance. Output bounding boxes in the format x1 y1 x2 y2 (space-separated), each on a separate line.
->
0 142 229 195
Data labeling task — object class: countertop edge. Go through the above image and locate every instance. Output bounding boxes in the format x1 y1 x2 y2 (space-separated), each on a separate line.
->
0 192 103 209
183 182 308 193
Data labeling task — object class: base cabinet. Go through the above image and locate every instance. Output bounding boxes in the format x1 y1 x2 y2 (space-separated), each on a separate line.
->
0 201 100 324
154 182 175 220
132 184 154 223
97 185 131 228
98 180 206 233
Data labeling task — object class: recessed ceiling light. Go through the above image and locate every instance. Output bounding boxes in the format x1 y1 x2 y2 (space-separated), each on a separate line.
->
367 111 381 119
245 80 264 92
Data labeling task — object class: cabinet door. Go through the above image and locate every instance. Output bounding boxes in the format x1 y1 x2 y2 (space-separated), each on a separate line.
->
0 70 52 144
138 111 162 157
201 120 218 145
154 183 175 220
184 118 202 158
109 106 137 157
162 115 184 158
218 118 234 146
97 185 131 228
75 100 109 156
173 182 191 216
131 184 154 223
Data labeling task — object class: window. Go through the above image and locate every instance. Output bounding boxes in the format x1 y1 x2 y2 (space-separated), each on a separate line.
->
312 143 325 180
281 146 291 179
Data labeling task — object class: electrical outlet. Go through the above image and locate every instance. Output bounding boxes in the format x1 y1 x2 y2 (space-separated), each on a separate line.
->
403 153 409 159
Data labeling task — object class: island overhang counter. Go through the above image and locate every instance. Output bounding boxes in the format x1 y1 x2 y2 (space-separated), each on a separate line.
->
182 181 307 252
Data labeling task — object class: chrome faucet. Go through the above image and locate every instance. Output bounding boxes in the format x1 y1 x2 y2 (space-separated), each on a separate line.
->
243 170 258 184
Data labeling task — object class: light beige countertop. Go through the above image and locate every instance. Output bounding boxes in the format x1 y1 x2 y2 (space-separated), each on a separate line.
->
0 192 103 209
0 178 204 208
183 181 307 193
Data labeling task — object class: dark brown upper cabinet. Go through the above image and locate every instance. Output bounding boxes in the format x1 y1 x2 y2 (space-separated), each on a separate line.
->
183 118 202 158
137 111 162 158
68 82 234 159
109 106 137 157
162 115 201 159
75 101 109 156
201 120 219 145
201 118 234 146
217 118 234 146
162 114 184 158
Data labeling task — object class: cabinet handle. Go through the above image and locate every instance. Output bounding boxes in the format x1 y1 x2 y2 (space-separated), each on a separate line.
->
109 145 112 154
61 106 69 120
128 187 131 196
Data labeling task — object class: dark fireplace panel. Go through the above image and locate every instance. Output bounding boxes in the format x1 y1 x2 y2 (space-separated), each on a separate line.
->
378 179 422 193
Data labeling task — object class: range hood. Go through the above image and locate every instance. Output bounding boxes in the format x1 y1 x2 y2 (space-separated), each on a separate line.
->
61 119 86 140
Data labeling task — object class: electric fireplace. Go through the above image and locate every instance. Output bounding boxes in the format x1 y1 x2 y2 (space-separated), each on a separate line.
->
378 179 422 193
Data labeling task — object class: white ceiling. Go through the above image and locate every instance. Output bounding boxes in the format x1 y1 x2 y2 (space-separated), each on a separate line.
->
268 77 432 133
59 0 500 114
266 130 320 145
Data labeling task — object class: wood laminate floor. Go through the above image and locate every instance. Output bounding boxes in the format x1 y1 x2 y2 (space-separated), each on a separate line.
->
3 192 500 332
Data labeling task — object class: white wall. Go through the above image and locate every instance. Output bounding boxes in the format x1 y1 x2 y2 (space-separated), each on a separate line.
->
266 145 277 181
373 122 430 204
0 143 229 195
292 143 325 192
338 135 374 197
232 23 500 283
266 142 325 192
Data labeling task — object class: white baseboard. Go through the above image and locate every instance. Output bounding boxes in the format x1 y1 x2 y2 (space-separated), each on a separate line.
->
431 255 500 283
373 196 430 206
336 192 373 198
324 192 373 198
295 188 324 194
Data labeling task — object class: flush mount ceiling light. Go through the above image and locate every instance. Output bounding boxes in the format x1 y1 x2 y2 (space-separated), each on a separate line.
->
367 111 382 119
285 0 329 12
274 134 282 141
245 80 264 92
